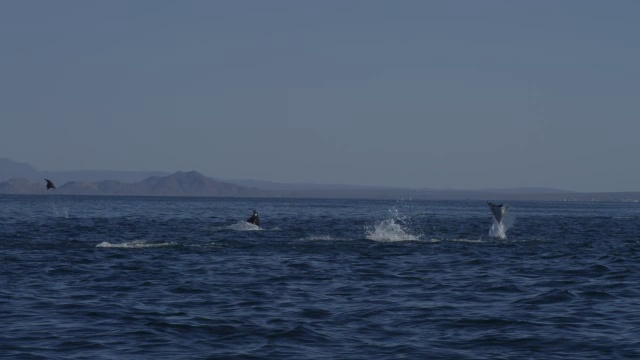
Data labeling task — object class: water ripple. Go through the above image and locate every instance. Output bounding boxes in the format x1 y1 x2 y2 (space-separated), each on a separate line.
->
1 196 640 358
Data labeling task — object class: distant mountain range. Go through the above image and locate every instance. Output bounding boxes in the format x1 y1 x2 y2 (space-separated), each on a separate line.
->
0 170 265 197
0 157 169 184
0 158 263 197
1 157 639 201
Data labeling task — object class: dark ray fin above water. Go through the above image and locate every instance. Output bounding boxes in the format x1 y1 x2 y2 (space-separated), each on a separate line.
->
488 202 509 223
45 179 56 190
247 210 260 226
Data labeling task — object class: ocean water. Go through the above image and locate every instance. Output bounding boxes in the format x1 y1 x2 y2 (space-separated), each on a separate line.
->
1 195 640 359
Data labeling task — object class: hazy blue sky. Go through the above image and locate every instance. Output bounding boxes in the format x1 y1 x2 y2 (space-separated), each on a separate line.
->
2 1 639 191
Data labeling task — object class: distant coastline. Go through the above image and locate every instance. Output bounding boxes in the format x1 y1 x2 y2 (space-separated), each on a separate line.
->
1 157 639 201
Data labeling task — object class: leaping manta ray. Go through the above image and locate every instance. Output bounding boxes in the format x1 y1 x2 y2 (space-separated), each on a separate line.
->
247 210 260 226
45 179 56 190
487 202 509 224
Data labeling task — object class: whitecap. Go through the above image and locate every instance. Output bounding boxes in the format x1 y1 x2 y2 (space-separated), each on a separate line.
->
450 238 486 243
96 240 176 248
300 235 343 241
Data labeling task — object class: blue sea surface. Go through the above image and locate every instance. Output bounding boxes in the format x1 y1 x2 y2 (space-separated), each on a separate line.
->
1 195 640 359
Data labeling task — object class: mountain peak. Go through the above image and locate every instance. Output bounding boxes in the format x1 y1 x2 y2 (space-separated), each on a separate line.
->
172 170 205 177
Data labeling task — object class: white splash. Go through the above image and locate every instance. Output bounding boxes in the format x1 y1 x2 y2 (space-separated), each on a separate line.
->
366 219 420 242
488 213 515 239
96 240 176 248
55 207 69 218
50 201 69 218
227 221 262 231
489 221 507 239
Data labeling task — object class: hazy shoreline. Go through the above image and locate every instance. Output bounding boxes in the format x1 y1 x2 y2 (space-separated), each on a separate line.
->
2 158 639 201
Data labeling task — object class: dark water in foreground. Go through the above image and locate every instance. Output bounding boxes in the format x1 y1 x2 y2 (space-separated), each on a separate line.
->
1 195 640 359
